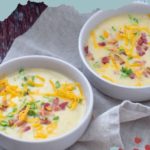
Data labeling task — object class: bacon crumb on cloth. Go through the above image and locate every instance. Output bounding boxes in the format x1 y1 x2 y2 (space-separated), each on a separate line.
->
0 1 47 62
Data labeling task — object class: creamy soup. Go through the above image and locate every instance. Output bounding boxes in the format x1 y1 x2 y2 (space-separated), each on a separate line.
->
84 14 150 86
0 68 85 140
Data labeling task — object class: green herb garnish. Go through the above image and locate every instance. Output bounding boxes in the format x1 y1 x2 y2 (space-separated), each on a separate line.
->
7 113 14 118
43 96 53 102
128 56 133 60
121 67 133 77
93 61 100 68
0 121 9 127
78 98 82 103
31 76 35 81
28 102 37 109
55 81 61 89
28 110 37 117
23 76 28 81
128 15 139 25
119 48 124 52
53 116 59 121
112 26 116 31
12 107 17 112
99 35 105 41
19 68 24 74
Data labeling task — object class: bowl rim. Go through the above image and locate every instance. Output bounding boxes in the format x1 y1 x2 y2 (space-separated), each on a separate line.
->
78 2 150 89
0 55 93 143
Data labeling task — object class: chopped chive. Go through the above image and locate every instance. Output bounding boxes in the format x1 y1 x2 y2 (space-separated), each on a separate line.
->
43 96 53 102
120 67 133 77
128 56 133 60
128 15 139 25
99 35 105 40
93 61 100 68
19 68 24 74
134 32 138 36
31 76 35 81
28 110 37 117
78 98 82 103
112 26 116 31
23 76 28 81
12 107 17 112
29 102 36 109
0 121 9 127
55 81 61 89
7 113 14 118
53 116 59 120
119 48 124 52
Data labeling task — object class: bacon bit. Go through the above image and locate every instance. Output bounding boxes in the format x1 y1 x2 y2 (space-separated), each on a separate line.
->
108 39 117 45
43 103 51 111
59 102 68 110
143 45 148 51
143 67 150 77
120 51 127 56
84 46 89 54
40 107 49 116
133 148 139 150
53 106 60 111
114 54 125 65
98 42 106 46
23 126 31 132
141 33 147 44
87 52 94 60
145 145 150 150
53 98 59 105
136 45 142 51
135 60 146 66
136 33 148 56
9 119 16 126
138 51 145 56
15 120 26 127
40 119 51 125
101 56 109 64
134 136 142 144
119 148 123 150
129 73 136 79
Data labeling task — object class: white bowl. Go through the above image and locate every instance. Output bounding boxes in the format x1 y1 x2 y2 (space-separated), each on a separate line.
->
0 55 93 150
79 2 150 101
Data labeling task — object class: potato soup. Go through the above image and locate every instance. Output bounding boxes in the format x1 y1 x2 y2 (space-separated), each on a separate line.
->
0 68 85 140
84 14 150 86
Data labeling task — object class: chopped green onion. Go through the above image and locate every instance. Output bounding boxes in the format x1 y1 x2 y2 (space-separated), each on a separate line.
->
43 96 53 102
78 98 82 103
19 68 24 74
128 15 139 25
120 67 133 77
53 116 59 120
93 61 100 68
31 76 35 81
23 76 28 81
55 81 61 89
128 57 133 60
28 110 37 117
7 113 14 118
119 48 124 52
29 102 37 109
112 26 116 31
12 107 17 112
0 121 9 127
99 35 105 41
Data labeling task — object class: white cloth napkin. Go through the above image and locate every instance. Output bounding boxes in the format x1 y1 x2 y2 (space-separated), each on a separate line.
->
3 5 150 150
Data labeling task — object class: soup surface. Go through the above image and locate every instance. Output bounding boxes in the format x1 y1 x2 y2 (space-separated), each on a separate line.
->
84 14 150 86
0 68 85 140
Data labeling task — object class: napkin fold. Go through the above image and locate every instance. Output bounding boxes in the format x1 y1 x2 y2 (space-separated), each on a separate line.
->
3 5 150 150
